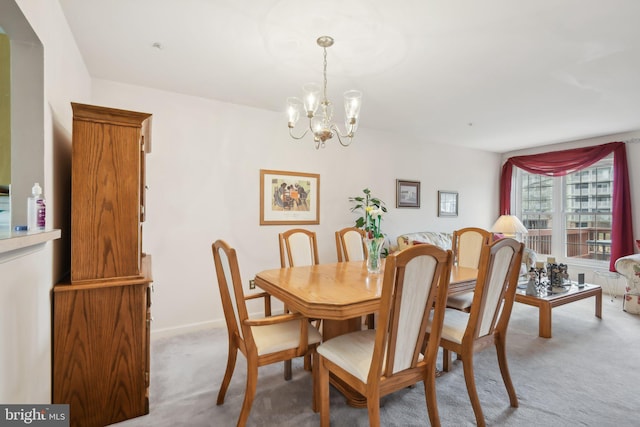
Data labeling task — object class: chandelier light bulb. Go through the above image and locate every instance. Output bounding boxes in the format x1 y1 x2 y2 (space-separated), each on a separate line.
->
302 83 320 116
344 90 362 120
286 97 302 127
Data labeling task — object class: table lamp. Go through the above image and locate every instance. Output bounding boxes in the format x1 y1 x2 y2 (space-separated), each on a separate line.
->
491 215 528 241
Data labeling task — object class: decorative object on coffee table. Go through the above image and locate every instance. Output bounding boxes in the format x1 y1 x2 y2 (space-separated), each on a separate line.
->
526 277 538 296
547 262 570 293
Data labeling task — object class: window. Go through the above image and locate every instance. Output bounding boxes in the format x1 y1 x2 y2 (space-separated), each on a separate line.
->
516 154 614 264
519 173 553 255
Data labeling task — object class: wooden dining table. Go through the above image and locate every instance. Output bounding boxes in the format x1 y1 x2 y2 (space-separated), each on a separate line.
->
254 260 478 407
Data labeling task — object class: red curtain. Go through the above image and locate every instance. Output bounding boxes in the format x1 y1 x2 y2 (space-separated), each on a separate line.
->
499 141 633 271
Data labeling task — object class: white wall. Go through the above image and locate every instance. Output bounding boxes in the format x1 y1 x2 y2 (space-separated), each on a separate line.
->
91 79 502 335
502 131 640 295
0 0 90 404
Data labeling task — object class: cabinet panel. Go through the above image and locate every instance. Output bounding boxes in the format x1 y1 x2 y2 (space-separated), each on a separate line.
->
70 103 151 283
53 280 150 427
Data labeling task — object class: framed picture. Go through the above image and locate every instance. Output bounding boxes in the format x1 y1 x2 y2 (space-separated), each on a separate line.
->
260 169 320 225
438 191 458 217
396 180 420 208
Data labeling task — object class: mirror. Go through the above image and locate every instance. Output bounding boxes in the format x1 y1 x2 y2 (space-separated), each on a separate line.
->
0 1 44 234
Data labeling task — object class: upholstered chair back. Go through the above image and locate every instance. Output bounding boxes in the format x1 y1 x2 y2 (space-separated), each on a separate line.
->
335 227 367 262
279 228 319 267
452 227 493 269
385 251 443 373
471 238 524 339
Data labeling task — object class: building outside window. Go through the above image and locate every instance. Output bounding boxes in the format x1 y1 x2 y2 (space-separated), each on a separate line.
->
515 154 614 265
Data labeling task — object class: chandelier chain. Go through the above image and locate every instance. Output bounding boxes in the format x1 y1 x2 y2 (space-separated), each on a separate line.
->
322 47 328 104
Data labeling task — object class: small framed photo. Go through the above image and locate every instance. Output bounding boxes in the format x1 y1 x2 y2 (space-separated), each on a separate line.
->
438 191 458 217
396 180 420 208
260 169 320 225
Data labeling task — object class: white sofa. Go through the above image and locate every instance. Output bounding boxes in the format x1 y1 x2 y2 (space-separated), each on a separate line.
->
396 231 453 252
615 254 640 314
396 230 537 280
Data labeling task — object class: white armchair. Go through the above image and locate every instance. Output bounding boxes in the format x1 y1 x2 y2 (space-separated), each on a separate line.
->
614 254 640 314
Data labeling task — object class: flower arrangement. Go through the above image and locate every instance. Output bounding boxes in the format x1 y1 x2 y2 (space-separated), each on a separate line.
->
349 188 387 239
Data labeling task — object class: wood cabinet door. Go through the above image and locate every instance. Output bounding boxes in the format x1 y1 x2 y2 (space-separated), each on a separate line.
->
53 283 149 427
70 103 151 283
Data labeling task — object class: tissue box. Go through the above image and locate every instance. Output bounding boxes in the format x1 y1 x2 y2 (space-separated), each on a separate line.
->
623 293 640 314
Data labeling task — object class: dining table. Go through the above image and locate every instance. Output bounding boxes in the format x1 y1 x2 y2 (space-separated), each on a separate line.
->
253 259 478 407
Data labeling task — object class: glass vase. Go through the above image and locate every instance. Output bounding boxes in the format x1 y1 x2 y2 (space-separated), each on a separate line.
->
364 236 385 274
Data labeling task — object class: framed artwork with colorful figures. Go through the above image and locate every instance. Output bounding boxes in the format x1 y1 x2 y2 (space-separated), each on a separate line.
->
260 169 319 225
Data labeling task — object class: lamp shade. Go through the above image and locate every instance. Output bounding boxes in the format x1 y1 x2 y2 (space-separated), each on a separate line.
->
343 90 362 120
491 215 528 237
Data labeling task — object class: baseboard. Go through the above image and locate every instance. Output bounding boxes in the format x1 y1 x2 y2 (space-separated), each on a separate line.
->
149 309 281 340
150 320 223 340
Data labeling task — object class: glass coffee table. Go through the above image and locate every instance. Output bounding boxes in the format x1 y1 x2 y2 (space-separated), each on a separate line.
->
515 283 602 338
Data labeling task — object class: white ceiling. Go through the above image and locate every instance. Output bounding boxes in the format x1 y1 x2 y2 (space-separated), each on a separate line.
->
58 0 640 153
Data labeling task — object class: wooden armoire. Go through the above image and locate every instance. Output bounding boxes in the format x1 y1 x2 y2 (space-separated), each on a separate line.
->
53 103 153 427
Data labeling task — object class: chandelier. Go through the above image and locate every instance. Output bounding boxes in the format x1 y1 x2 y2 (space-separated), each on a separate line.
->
287 36 362 149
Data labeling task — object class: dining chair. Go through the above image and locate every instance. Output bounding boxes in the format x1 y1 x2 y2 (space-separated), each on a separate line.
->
427 237 524 427
212 239 322 427
335 226 376 330
315 244 453 427
446 227 493 312
279 228 321 373
335 226 367 262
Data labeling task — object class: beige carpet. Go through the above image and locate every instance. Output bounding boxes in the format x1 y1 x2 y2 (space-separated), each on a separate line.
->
114 296 639 426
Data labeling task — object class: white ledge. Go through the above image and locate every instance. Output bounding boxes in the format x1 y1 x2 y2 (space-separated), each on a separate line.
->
0 229 62 262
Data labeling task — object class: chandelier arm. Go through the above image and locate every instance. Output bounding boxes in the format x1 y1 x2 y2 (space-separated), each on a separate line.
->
331 124 354 147
288 127 310 140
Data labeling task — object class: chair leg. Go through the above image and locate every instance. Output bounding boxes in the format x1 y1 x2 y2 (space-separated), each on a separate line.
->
366 313 375 329
238 360 258 427
318 356 331 427
442 348 452 372
217 343 238 405
496 336 518 408
284 359 292 380
312 352 319 413
423 364 441 427
461 351 486 427
305 319 321 371
304 353 312 371
366 389 381 427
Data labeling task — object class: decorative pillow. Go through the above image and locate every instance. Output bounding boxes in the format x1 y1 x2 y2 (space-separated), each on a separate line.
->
493 233 505 241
